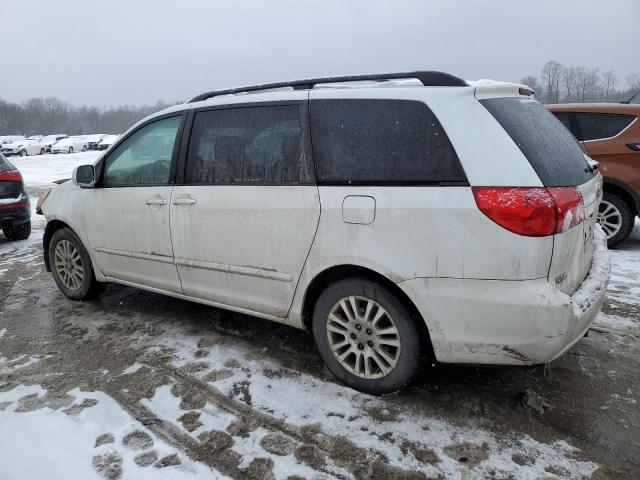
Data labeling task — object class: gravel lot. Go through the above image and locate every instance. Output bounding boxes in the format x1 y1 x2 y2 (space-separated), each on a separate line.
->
0 154 638 479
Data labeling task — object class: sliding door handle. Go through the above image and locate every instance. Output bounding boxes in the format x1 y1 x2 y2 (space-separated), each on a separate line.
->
172 198 197 205
146 198 167 205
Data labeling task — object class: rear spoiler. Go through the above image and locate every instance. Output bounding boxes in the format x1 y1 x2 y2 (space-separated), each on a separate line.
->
469 79 535 100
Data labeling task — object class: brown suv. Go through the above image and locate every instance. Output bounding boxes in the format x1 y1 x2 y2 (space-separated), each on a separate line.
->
547 103 640 246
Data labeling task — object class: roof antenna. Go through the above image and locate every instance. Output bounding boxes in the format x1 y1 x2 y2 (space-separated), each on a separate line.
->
621 91 639 104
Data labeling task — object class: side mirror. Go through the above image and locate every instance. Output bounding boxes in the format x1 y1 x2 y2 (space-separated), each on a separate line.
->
73 164 96 188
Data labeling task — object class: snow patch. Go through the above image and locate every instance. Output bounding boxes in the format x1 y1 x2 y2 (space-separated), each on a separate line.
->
572 225 611 316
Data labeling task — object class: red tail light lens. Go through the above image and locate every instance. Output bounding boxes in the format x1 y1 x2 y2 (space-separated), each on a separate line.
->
548 187 584 233
0 170 23 183
472 186 584 237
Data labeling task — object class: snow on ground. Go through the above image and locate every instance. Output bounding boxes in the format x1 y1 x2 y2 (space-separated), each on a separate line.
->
10 150 101 187
159 327 598 479
0 385 228 480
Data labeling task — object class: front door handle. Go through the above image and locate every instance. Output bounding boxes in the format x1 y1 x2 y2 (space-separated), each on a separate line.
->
146 198 167 205
173 198 197 205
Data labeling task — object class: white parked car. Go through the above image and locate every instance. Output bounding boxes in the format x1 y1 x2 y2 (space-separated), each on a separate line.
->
1 138 41 156
38 72 610 394
96 134 120 151
37 134 68 154
84 134 108 150
51 137 88 154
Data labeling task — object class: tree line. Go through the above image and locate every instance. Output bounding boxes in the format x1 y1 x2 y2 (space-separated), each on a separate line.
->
0 97 178 136
521 61 640 104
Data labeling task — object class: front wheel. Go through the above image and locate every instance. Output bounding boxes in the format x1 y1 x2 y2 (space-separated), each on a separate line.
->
2 221 31 241
68 147 74 154
598 192 634 247
20 149 27 157
312 278 421 395
82 145 88 151
49 228 106 300
40 148 45 155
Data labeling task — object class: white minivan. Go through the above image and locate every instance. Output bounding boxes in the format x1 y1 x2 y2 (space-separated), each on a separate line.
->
38 72 610 394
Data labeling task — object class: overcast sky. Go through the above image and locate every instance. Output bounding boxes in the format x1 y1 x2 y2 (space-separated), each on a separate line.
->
1 0 638 107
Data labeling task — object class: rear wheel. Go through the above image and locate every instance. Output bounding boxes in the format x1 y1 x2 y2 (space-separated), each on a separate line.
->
598 192 633 247
68 147 74 154
2 221 31 241
312 278 421 395
40 148 45 155
49 228 106 300
82 145 88 151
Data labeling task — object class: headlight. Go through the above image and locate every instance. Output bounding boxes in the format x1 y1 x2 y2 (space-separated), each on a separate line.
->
36 187 53 214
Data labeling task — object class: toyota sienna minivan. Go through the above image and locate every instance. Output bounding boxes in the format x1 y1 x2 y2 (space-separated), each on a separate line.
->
38 72 610 394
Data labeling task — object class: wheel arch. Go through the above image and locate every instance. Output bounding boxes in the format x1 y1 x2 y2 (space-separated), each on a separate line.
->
602 177 639 216
43 220 72 272
301 264 435 359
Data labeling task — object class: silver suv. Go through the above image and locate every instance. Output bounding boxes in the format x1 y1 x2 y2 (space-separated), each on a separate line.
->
38 72 609 394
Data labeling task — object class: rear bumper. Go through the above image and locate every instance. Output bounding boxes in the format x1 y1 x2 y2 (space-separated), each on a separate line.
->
0 198 31 225
397 227 610 365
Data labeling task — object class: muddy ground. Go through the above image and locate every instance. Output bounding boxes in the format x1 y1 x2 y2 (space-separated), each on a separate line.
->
0 187 638 479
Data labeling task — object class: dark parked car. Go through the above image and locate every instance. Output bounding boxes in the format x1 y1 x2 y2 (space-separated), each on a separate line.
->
0 153 31 241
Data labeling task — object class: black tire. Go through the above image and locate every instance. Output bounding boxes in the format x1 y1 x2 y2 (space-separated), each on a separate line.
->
312 278 421 395
68 147 74 154
20 149 27 157
82 145 88 151
40 148 45 155
49 228 106 300
2 221 31 241
600 192 634 248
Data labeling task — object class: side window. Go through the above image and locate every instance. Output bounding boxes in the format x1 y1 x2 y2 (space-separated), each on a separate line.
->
309 99 466 184
103 115 182 187
553 112 571 130
552 112 580 140
185 105 312 184
576 113 636 141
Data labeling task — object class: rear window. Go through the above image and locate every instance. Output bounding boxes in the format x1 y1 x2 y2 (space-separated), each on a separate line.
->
575 113 636 141
0 153 15 173
481 97 594 187
309 99 467 184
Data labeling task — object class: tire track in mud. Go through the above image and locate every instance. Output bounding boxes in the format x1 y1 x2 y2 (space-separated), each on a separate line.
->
106 367 437 480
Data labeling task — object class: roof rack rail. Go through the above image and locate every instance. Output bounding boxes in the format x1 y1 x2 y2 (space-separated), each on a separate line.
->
189 71 467 103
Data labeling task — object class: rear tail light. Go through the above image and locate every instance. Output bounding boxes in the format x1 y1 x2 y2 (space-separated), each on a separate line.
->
0 170 23 183
472 186 584 237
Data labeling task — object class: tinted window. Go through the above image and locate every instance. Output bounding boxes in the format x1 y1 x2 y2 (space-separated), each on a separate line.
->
0 153 15 173
103 116 182 187
186 105 312 184
553 112 572 130
310 99 466 184
576 113 635 141
481 97 594 187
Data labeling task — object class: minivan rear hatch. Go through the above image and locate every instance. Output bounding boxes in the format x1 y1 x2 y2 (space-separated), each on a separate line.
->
479 95 598 295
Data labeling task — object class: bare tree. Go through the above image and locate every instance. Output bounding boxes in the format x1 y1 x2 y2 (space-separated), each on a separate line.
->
542 61 565 104
562 67 580 103
603 70 618 101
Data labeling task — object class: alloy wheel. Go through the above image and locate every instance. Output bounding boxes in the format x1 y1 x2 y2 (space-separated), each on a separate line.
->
597 200 623 239
326 295 401 379
54 239 84 291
